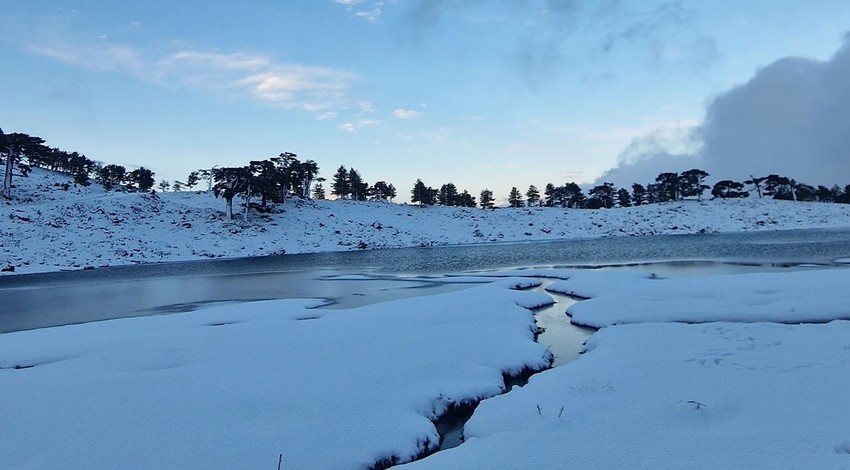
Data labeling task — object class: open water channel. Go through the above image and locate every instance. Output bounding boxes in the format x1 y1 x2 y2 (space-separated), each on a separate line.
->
3 228 850 459
3 228 850 333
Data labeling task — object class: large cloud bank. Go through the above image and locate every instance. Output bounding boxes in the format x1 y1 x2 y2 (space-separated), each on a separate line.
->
598 35 850 188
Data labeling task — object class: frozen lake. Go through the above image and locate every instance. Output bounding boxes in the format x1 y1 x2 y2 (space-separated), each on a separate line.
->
2 228 850 333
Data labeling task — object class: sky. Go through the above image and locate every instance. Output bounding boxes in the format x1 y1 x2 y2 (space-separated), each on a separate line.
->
1 1 850 202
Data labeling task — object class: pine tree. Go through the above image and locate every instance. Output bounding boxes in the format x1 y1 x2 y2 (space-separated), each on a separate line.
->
526 185 541 206
411 179 429 207
479 188 495 209
185 171 200 190
458 190 476 207
711 180 748 199
331 165 349 199
212 166 251 219
312 177 327 200
744 176 765 198
438 183 459 206
369 181 395 201
96 164 127 191
763 174 793 200
631 183 647 206
508 187 524 208
126 167 155 192
563 182 586 208
544 183 557 207
655 172 679 202
588 182 615 209
839 185 850 204
679 169 710 200
347 168 368 200
616 188 632 207
158 180 171 192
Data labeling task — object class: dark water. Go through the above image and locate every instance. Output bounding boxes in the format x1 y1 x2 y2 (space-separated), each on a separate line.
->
2 228 850 333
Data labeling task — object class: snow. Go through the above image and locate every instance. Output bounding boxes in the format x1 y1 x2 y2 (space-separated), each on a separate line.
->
4 167 850 274
0 279 551 469
402 320 850 469
7 167 850 469
396 267 850 469
547 268 850 327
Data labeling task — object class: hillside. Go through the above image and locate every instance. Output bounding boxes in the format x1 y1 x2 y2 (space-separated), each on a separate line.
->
4 167 850 275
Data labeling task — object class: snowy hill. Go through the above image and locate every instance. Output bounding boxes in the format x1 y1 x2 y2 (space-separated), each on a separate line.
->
4 167 850 275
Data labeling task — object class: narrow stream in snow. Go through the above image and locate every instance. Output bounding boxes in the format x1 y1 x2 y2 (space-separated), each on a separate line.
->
4 231 850 467
426 260 842 456
434 282 594 450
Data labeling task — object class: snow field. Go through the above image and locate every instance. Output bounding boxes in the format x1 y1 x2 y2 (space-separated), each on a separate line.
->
5 167 850 274
0 279 552 469
546 268 850 327
403 320 850 469
398 266 850 468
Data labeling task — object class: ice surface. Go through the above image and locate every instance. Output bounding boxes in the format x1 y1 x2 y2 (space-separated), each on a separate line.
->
0 280 551 469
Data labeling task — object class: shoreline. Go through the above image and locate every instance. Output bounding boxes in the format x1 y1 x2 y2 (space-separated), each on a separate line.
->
5 168 850 276
5 224 850 278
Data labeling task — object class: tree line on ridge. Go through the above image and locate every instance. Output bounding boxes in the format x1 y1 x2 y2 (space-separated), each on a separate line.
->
3 128 850 220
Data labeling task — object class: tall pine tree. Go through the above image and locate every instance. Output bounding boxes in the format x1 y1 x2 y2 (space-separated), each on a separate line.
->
331 165 349 199
508 187 524 208
526 185 541 206
479 188 495 209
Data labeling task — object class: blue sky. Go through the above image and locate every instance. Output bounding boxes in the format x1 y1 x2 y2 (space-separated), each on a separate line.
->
2 1 849 201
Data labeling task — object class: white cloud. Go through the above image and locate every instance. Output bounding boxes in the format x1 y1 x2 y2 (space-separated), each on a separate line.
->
238 65 353 107
354 8 382 23
167 50 270 71
334 0 384 23
302 103 332 112
358 100 374 112
393 108 421 119
339 119 381 132
596 37 850 188
25 36 356 110
317 111 339 120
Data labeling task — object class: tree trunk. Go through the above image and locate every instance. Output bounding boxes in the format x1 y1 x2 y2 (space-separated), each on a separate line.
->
225 196 234 219
3 150 13 199
243 187 251 222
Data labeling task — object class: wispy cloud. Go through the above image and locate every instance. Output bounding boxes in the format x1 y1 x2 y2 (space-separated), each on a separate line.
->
24 36 356 111
334 0 384 23
393 108 421 119
339 118 381 132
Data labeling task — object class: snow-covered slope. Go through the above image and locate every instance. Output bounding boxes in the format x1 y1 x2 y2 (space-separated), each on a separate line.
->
0 279 552 469
4 167 850 274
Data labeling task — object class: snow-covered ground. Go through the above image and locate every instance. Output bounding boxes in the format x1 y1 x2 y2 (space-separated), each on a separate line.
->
6 264 850 469
4 167 850 274
547 268 850 327
0 279 552 469
403 267 850 469
6 167 850 469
